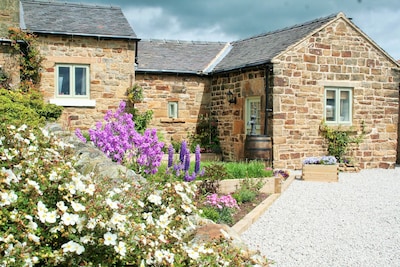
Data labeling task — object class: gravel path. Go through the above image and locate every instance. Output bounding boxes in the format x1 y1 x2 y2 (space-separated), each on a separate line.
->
241 168 400 267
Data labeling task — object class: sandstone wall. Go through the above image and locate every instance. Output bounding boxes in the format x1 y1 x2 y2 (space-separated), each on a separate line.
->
135 73 210 144
271 18 400 169
38 35 136 129
210 69 270 161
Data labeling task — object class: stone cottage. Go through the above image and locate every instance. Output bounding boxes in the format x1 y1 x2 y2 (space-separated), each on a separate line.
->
136 13 400 169
2 0 139 129
1 1 399 169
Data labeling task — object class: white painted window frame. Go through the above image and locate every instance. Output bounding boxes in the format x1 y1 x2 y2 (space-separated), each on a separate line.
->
324 87 353 125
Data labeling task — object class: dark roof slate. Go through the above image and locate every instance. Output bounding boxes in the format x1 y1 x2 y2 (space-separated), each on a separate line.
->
136 39 227 74
213 14 338 72
20 0 137 39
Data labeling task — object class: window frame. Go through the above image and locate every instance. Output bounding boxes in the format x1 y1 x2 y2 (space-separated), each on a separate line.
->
168 101 178 118
324 87 353 125
245 96 261 135
55 64 90 99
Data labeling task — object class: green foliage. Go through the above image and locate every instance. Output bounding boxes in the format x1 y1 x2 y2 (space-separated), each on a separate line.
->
127 83 144 103
0 28 63 134
232 177 265 204
320 122 365 163
224 161 273 179
197 163 230 195
201 206 220 222
8 27 44 87
189 114 221 153
1 124 270 266
0 88 63 133
233 189 256 204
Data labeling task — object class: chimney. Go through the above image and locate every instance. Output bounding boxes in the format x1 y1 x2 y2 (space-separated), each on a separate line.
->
0 0 20 38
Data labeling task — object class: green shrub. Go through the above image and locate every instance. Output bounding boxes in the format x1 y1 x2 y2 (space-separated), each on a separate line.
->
233 188 257 204
0 124 270 266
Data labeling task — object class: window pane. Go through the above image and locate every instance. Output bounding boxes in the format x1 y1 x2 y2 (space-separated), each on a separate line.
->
325 90 336 121
75 67 87 95
340 91 350 122
58 67 70 95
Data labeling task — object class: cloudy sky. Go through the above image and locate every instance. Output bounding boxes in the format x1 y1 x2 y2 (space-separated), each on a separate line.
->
67 0 400 60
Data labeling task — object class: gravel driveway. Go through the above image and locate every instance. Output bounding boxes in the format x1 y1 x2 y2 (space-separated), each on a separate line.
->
241 168 400 267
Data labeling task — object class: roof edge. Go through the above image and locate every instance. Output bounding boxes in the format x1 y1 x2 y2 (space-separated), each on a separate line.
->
25 30 139 40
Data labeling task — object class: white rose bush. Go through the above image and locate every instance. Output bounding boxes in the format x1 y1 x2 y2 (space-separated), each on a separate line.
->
0 124 269 266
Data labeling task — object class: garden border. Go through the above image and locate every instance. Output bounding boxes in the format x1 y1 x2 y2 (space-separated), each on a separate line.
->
231 174 296 234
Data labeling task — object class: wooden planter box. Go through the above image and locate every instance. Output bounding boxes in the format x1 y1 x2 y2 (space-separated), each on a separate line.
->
302 164 338 182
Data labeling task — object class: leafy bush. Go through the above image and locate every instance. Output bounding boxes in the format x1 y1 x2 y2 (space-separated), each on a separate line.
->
233 188 257 204
0 124 269 266
0 88 63 131
217 161 273 179
232 177 265 204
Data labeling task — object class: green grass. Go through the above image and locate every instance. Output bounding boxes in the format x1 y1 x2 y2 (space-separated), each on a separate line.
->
147 160 273 182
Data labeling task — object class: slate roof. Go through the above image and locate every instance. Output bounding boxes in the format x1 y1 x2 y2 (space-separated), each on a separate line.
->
20 0 138 39
213 14 338 73
136 39 229 74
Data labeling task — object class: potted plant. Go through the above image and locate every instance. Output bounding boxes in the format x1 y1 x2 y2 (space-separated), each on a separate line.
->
302 156 338 182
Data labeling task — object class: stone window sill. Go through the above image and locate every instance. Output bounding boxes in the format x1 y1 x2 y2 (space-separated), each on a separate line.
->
49 98 96 107
160 118 186 123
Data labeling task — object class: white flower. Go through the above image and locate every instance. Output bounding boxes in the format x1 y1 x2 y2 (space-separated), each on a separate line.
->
114 241 126 256
85 184 95 195
56 201 68 212
164 250 175 264
148 194 162 205
142 212 154 225
103 232 117 246
61 212 80 226
154 250 164 263
71 201 86 212
0 191 18 207
28 233 40 243
61 240 85 255
37 201 48 223
80 235 93 244
174 183 184 192
49 170 58 181
137 200 144 208
87 218 97 229
110 212 126 227
27 179 42 195
186 248 200 260
158 234 167 243
106 198 120 209
165 207 176 216
158 214 170 229
17 124 28 131
45 210 58 223
1 168 19 185
181 204 192 213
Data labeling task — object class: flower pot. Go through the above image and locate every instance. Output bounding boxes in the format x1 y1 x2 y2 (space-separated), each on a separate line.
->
302 164 338 182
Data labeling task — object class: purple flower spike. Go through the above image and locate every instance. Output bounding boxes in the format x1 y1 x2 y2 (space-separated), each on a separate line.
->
168 144 174 168
184 149 190 172
195 144 201 174
179 140 187 164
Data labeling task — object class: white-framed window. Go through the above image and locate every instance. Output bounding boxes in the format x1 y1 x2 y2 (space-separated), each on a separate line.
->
168 101 178 118
245 97 261 135
56 64 90 98
324 87 352 125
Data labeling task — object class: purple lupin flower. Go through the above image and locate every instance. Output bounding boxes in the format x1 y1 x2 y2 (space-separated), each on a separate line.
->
179 140 187 164
195 144 201 174
168 144 174 168
184 149 190 172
